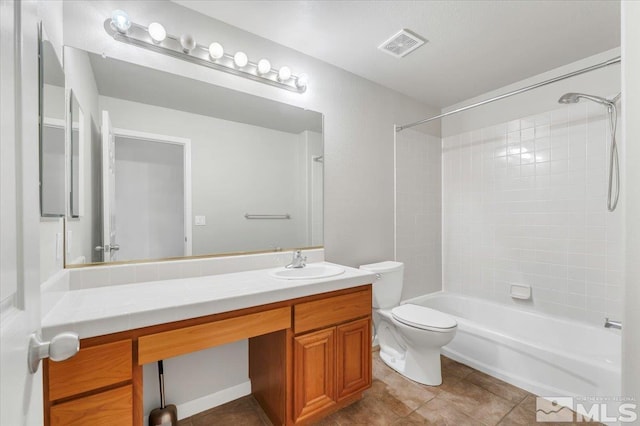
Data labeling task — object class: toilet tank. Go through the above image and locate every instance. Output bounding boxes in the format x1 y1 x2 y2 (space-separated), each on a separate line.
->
359 261 404 309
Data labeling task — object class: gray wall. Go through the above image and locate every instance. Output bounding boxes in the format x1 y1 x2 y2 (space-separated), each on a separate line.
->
395 129 442 300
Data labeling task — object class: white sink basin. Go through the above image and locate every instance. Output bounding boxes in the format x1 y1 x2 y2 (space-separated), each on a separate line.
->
270 264 345 280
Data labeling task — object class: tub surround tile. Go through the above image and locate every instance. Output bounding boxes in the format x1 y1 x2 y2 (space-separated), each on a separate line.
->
443 106 624 326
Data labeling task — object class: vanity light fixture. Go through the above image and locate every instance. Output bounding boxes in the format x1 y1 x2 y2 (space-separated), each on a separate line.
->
257 58 271 75
208 42 224 60
111 10 131 34
278 66 292 82
148 23 166 44
179 34 196 53
105 11 308 93
296 73 309 89
233 51 248 68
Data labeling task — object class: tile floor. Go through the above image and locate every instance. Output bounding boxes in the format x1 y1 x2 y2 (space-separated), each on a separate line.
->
178 352 598 425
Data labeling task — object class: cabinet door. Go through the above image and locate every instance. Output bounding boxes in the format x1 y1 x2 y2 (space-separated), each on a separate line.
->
336 318 371 401
293 328 336 422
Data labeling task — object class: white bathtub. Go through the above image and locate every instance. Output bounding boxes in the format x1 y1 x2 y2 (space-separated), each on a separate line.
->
406 292 621 397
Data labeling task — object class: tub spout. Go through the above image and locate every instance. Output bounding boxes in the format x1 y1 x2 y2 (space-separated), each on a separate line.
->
604 318 622 330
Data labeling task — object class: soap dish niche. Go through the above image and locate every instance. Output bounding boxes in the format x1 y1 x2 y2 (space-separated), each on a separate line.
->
510 283 531 300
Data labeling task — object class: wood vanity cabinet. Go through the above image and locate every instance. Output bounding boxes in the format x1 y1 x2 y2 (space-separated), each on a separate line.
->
288 289 372 424
43 284 372 426
291 318 371 423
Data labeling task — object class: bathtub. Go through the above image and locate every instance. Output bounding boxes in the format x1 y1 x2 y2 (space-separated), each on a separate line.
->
406 292 621 398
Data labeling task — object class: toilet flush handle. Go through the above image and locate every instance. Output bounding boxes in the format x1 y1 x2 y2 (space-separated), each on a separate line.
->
375 273 381 280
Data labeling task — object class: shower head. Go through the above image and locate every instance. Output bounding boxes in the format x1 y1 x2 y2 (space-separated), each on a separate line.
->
558 92 616 107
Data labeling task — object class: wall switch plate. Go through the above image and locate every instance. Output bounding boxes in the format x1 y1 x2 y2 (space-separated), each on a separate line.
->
195 215 206 226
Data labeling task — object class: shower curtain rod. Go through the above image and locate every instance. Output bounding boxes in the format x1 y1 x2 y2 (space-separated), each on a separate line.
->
396 56 621 132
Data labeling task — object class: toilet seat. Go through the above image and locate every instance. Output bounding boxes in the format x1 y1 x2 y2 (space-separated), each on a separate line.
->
391 304 457 332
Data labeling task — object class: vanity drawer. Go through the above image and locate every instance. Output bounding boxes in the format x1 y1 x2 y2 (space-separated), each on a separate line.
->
294 288 371 334
138 306 291 364
48 339 132 401
50 384 132 426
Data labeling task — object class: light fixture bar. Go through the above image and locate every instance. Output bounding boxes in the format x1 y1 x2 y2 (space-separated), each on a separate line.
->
103 19 307 93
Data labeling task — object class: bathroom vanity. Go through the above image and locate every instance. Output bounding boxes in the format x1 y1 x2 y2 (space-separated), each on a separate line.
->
41 263 373 426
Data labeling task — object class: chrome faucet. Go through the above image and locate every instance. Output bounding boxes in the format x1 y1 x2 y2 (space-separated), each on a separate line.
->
286 250 307 269
604 318 622 330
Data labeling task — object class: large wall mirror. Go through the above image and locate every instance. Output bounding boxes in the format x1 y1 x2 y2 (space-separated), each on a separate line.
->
63 46 323 267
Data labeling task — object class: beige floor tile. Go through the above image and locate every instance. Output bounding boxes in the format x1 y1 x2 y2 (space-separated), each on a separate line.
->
435 378 517 425
440 356 475 380
185 396 268 426
498 404 539 425
377 372 438 416
330 393 401 425
517 394 538 412
373 352 395 380
464 371 530 403
412 397 485 425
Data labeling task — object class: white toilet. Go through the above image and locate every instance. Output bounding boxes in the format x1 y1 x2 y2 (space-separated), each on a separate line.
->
360 261 457 386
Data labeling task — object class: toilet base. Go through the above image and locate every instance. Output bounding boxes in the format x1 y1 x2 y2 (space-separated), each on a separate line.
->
379 345 443 386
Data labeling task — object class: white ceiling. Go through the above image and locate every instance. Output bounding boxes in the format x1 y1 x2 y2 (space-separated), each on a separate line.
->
173 0 620 109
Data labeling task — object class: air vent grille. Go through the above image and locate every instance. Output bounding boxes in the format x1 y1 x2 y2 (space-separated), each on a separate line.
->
378 29 427 58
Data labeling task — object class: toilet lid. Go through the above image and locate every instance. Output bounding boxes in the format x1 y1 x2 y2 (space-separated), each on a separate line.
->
391 304 457 331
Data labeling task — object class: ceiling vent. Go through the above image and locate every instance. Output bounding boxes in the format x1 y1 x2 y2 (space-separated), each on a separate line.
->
378 29 427 58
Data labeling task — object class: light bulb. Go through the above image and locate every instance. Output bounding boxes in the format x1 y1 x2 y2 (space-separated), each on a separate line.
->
180 34 196 53
278 66 292 82
257 58 271 75
234 51 248 68
148 23 166 43
296 73 308 89
111 10 131 34
208 42 224 60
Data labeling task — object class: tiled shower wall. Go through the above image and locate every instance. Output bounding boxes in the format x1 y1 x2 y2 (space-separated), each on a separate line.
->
442 101 624 325
396 129 442 300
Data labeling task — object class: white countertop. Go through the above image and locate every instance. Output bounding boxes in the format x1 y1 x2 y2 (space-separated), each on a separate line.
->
41 262 375 340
